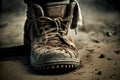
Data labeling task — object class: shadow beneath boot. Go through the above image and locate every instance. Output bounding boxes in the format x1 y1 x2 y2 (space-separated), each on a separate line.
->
0 45 30 67
0 45 30 57
0 45 76 75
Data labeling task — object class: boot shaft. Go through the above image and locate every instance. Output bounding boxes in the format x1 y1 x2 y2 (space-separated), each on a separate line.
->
25 0 82 29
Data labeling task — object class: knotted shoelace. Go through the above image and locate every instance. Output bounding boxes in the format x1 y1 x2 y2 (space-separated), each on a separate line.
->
37 16 73 46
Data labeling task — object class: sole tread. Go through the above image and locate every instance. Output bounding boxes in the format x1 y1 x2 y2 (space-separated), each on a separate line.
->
31 64 80 71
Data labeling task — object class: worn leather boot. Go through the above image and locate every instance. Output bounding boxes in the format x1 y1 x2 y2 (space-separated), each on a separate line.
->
24 0 82 70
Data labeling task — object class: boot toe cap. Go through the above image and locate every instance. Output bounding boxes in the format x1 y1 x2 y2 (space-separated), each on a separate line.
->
30 47 80 66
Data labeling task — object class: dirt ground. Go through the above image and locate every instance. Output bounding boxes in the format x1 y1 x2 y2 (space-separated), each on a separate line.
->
0 1 120 80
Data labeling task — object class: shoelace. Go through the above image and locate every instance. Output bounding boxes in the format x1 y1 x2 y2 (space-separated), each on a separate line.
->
37 16 73 46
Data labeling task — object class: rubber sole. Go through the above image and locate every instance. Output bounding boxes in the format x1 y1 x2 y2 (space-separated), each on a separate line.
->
32 64 80 70
30 57 80 71
30 63 81 75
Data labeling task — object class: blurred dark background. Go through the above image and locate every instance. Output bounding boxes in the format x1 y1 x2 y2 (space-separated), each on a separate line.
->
0 0 120 13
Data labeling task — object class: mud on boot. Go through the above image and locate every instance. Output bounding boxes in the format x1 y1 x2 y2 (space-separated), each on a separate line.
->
24 0 82 70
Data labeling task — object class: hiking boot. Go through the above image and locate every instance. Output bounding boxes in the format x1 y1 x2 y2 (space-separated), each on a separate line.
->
24 0 82 70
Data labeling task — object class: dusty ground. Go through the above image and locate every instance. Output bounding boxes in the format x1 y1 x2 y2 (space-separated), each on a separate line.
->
0 1 120 80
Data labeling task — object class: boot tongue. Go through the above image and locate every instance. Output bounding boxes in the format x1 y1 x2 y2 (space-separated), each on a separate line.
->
43 0 70 18
45 5 67 18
